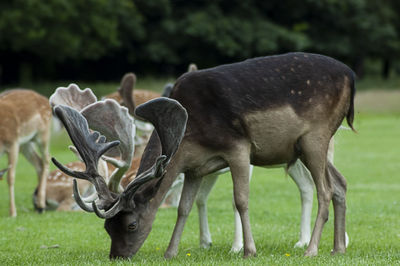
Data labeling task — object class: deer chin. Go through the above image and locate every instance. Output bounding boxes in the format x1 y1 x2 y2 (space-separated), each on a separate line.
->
105 207 155 260
108 220 153 260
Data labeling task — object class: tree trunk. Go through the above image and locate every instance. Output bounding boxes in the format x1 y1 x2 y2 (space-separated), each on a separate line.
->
353 56 365 78
382 59 390 79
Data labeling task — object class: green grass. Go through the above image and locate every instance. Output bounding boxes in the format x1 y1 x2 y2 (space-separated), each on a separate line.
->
0 111 399 264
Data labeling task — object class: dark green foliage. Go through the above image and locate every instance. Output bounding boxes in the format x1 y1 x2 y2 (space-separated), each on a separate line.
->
0 0 399 83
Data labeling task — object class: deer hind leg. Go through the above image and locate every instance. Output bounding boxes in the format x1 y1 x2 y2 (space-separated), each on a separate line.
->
33 129 50 212
287 159 314 248
7 143 19 217
21 142 43 180
231 164 253 253
195 172 219 249
299 133 333 257
327 161 347 254
164 174 203 259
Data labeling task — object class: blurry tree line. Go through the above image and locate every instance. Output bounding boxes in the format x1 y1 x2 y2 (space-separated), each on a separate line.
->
0 0 399 85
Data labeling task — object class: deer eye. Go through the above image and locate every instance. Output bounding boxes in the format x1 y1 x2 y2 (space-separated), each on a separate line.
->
128 221 137 231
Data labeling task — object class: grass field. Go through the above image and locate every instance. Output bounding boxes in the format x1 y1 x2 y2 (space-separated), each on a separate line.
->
0 80 399 265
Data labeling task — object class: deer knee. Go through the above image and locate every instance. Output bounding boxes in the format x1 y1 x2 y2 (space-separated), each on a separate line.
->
233 195 248 213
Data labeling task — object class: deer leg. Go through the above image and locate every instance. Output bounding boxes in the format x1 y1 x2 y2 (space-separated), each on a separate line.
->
299 135 332 257
231 165 253 253
162 173 184 208
227 149 255 258
21 142 43 177
287 160 314 248
34 131 50 212
327 161 347 254
164 174 202 259
7 143 19 217
195 172 218 249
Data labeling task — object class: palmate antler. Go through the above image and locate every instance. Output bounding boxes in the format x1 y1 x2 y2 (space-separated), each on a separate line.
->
50 84 135 213
53 97 188 219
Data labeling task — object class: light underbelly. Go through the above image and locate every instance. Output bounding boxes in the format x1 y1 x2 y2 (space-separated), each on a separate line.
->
243 105 308 166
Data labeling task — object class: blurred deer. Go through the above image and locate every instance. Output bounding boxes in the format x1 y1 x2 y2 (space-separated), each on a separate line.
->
0 89 51 216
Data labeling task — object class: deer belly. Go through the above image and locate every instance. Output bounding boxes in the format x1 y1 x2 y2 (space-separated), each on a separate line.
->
243 106 306 166
18 114 43 144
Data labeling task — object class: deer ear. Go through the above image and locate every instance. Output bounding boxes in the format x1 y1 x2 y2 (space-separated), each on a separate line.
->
188 63 198 72
135 97 188 161
161 83 174 97
118 73 136 116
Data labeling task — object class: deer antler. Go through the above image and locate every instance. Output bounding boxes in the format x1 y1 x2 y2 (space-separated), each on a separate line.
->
49 84 97 111
122 98 188 204
51 105 120 211
81 99 134 192
53 96 187 219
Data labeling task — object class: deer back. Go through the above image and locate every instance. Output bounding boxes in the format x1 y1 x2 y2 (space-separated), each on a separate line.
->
0 89 51 149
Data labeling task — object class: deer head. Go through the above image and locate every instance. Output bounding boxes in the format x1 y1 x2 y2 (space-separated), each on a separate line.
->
52 94 187 259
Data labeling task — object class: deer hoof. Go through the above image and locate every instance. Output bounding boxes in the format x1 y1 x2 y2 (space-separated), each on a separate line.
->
230 245 243 253
243 247 257 258
331 247 346 255
304 248 318 257
164 250 177 259
294 240 309 248
200 241 212 249
36 208 45 214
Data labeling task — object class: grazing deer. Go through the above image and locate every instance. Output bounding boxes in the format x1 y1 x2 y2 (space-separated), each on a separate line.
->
0 89 51 216
53 52 355 259
161 64 345 250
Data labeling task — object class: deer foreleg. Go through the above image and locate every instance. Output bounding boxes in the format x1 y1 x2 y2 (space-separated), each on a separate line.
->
231 164 253 253
228 147 255 258
164 174 202 259
195 173 218 249
7 143 19 217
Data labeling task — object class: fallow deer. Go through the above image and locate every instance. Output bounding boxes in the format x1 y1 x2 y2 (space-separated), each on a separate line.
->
0 89 51 216
161 64 345 250
53 52 355 259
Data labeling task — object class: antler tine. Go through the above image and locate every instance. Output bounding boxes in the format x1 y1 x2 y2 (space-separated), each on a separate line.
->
52 105 119 209
118 73 136 117
49 84 97 111
81 99 135 192
72 179 95 212
122 98 188 201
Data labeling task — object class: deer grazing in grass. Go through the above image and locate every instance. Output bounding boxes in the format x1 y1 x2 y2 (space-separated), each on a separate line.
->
161 63 346 250
53 52 355 259
0 89 51 216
